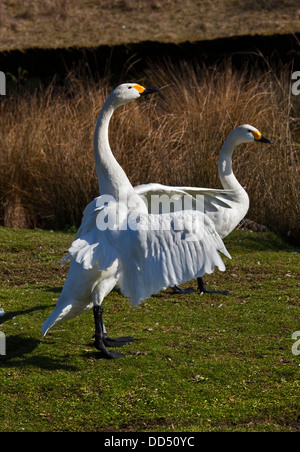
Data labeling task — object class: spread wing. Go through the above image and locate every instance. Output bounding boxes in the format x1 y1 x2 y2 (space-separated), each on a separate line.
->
134 183 235 213
71 182 234 246
65 202 231 306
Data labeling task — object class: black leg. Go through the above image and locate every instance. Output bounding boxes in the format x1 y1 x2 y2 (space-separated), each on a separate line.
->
197 277 229 296
93 306 125 359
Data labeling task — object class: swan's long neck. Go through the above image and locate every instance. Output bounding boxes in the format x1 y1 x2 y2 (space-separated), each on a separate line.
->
215 133 250 237
218 135 245 192
93 100 133 199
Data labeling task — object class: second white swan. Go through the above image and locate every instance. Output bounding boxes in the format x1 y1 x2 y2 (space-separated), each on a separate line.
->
135 124 273 294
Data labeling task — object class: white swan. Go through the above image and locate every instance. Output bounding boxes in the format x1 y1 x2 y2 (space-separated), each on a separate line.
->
134 124 273 294
42 83 231 358
75 124 272 296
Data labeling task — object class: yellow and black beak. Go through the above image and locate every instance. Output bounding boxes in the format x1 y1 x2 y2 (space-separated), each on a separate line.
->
133 84 160 96
258 136 273 144
141 87 160 96
252 130 273 144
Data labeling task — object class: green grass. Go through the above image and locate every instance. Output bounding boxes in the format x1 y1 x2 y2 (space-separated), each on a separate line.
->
0 226 299 432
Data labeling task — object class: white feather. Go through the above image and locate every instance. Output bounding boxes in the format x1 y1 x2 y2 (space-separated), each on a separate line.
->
65 205 230 307
42 85 236 336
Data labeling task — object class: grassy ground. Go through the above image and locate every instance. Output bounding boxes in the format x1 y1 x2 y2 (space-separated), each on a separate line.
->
0 0 300 51
0 226 299 432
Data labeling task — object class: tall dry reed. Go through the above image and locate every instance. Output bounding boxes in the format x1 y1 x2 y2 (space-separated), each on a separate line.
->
0 61 299 244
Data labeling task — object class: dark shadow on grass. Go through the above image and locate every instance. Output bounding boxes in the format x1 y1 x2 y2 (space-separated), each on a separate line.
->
82 350 121 361
0 335 78 371
0 304 52 325
225 232 300 252
41 286 63 294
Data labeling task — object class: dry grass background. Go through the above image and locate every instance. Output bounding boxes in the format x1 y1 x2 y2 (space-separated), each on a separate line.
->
0 60 299 244
0 0 300 51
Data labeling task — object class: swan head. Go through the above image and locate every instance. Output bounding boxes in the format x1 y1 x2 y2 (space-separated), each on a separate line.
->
231 124 273 146
108 83 160 108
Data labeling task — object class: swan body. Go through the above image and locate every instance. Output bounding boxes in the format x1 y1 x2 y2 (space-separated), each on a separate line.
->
42 84 230 357
135 125 272 239
134 124 272 295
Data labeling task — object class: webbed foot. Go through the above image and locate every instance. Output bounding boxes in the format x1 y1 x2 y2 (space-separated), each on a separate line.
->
172 285 197 295
93 305 129 359
103 335 135 348
197 277 229 296
94 333 125 359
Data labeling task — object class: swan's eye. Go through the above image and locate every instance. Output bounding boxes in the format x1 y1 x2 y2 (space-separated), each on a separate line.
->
128 86 132 89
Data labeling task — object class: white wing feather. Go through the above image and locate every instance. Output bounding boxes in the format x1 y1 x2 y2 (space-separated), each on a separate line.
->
66 203 231 306
134 183 235 213
68 181 235 248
